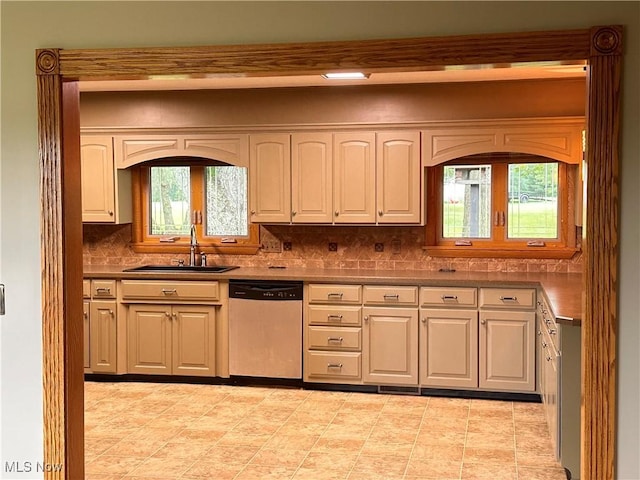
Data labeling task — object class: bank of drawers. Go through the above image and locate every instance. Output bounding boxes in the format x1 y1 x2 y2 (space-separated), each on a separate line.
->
305 284 363 383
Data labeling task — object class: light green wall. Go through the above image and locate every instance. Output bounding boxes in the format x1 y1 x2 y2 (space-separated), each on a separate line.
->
1 2 638 478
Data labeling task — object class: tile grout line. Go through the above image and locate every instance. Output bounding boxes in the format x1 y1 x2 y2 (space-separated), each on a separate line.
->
346 393 390 479
401 395 431 479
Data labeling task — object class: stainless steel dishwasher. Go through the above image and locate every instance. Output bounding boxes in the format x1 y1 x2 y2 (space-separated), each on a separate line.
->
228 279 303 379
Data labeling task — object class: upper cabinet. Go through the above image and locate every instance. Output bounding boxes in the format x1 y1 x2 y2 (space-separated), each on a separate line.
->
249 134 292 223
253 130 422 225
291 133 334 223
376 131 421 224
81 136 132 224
333 132 377 223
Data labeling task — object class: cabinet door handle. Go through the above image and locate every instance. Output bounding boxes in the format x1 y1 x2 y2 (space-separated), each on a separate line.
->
292 211 297 216
378 210 384 217
172 313 177 321
480 319 486 325
327 363 343 369
83 312 88 319
327 314 343 321
162 289 177 295
364 315 369 322
334 211 340 217
327 293 344 299
441 295 458 301
108 310 114 316
327 337 343 343
165 312 171 318
499 296 518 302
383 294 399 300
421 318 427 323
108 210 114 216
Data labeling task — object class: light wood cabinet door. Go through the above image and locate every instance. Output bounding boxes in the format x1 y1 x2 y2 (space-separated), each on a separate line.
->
333 132 376 223
376 131 421 223
291 133 333 223
81 136 132 224
479 310 535 392
81 136 116 223
362 307 418 385
420 309 478 388
127 304 172 375
249 134 291 223
83 300 91 370
89 300 118 373
172 305 217 376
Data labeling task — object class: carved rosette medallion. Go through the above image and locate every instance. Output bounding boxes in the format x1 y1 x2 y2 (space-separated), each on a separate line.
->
590 26 622 56
36 49 60 75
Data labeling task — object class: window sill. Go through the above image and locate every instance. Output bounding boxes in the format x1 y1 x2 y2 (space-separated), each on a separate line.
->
130 242 261 255
422 245 580 259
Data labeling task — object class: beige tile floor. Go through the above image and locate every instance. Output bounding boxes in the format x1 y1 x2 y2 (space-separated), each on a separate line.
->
84 381 568 480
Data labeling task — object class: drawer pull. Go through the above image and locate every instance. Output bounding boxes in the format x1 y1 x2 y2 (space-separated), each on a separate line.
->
327 314 343 321
499 296 518 302
441 295 458 301
327 293 344 299
327 337 343 344
95 287 111 295
383 294 400 300
162 289 177 295
327 363 343 369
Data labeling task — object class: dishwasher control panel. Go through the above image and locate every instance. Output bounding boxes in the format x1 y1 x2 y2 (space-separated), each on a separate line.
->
229 280 303 301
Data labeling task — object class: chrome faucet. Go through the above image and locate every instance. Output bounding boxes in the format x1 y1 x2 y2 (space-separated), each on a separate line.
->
189 224 198 266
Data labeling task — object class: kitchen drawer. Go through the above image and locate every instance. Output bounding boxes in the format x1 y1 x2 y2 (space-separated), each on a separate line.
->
308 326 361 351
420 287 477 307
480 287 536 309
308 284 362 304
92 279 117 299
121 280 219 302
83 279 91 299
363 285 418 306
306 351 361 380
307 305 361 326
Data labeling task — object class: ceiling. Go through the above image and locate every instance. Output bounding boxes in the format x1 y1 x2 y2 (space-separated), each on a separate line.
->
79 62 587 92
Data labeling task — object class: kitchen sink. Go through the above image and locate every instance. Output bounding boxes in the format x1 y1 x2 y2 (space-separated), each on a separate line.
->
123 265 240 273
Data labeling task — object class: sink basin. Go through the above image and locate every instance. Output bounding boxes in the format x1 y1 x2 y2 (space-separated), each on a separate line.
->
123 265 240 273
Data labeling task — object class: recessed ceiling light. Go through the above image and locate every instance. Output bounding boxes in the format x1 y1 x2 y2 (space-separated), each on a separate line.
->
322 72 370 80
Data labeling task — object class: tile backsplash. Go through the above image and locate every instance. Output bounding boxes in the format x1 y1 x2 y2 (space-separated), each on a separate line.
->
83 224 583 273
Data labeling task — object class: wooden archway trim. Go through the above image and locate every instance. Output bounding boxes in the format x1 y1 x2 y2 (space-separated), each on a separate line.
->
36 25 622 480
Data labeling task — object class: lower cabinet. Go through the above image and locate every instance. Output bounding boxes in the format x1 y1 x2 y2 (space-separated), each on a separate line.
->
90 300 118 373
83 300 91 370
362 307 418 385
127 304 217 376
479 310 536 392
420 308 478 389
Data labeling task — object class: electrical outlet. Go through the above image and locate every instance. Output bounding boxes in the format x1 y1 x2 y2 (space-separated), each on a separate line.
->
328 242 338 252
391 239 401 254
262 239 282 253
374 243 384 252
283 241 292 251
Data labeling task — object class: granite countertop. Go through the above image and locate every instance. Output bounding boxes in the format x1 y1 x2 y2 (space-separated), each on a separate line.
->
83 265 583 325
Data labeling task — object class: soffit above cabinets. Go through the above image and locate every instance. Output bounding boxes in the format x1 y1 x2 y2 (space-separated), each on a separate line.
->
79 62 587 92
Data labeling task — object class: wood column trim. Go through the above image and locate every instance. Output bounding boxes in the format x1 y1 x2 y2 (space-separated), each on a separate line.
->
582 25 623 480
37 48 84 480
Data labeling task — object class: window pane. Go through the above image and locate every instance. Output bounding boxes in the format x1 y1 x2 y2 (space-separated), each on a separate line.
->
442 165 492 238
205 166 248 237
508 163 558 239
149 166 190 235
